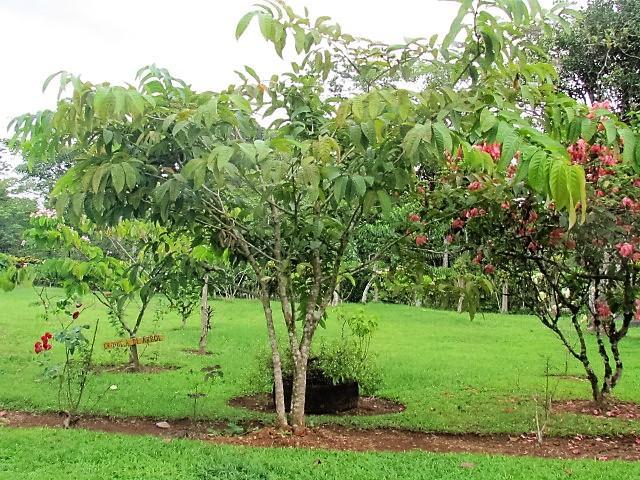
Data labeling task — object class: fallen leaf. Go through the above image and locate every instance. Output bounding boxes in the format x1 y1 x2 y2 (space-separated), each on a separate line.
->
459 462 476 469
155 421 171 429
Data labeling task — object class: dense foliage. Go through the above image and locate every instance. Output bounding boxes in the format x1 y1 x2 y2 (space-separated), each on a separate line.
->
555 0 640 119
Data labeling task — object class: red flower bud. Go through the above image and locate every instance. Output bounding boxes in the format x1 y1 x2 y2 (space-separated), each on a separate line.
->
483 264 495 274
415 235 428 246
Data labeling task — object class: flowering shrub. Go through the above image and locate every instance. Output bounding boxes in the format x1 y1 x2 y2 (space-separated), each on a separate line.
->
418 103 640 404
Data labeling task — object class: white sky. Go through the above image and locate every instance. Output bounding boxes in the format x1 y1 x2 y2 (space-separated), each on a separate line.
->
0 0 567 139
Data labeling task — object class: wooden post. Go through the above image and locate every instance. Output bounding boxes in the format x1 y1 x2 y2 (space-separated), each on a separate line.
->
199 274 210 355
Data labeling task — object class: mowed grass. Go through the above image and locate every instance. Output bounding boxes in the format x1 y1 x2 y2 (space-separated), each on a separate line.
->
1 427 639 480
1 286 640 435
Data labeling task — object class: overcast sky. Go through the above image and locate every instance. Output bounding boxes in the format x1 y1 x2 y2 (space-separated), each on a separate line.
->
0 0 568 138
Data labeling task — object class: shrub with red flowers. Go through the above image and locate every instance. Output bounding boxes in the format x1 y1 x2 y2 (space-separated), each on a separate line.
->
419 108 640 405
31 292 100 427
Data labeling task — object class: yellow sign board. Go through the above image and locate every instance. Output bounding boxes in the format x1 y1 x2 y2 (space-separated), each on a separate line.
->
103 334 164 350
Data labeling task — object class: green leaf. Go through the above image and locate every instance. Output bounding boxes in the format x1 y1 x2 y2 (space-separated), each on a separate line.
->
92 165 108 194
479 108 497 133
377 190 393 215
258 13 274 41
432 122 452 155
236 12 256 39
351 175 366 197
499 133 519 171
403 122 432 158
619 128 636 165
527 150 548 193
229 94 251 113
333 176 348 203
603 119 617 145
549 161 570 210
581 118 597 142
110 164 125 194
121 163 138 190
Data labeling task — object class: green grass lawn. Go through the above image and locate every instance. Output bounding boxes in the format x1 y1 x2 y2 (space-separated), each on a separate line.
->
1 286 640 436
1 427 639 480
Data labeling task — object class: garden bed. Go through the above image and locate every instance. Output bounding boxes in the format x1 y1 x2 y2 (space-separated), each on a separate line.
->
229 392 405 416
553 399 640 421
1 410 639 461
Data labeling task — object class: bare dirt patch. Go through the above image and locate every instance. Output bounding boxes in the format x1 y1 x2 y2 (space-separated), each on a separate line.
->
553 399 640 421
228 393 405 416
2 410 640 460
91 364 181 374
182 348 214 356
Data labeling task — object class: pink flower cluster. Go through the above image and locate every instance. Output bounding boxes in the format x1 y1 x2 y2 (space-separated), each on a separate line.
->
616 242 640 261
595 300 612 319
476 142 501 161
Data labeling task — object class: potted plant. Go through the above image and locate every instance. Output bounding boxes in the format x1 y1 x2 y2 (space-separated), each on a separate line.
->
264 308 381 414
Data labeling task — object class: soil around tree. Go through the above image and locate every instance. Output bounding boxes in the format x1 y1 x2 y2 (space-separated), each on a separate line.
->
228 392 405 416
553 399 640 421
181 348 214 356
2 409 640 461
91 364 181 374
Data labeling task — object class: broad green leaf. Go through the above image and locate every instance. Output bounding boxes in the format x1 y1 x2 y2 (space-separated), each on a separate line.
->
479 108 497 133
236 12 256 39
433 122 452 155
603 119 617 145
110 164 125 194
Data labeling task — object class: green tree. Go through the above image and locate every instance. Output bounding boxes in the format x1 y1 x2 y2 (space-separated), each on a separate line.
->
0 179 36 255
555 0 640 119
12 0 637 430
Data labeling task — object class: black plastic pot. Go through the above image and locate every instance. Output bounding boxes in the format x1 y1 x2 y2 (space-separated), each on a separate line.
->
273 372 359 414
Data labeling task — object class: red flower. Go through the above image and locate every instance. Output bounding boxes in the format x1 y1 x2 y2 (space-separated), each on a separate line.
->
527 241 538 253
466 208 480 218
415 235 428 246
472 251 484 264
417 186 425 194
500 200 510 210
527 211 538 223
483 264 495 274
621 197 635 209
43 332 52 340
617 242 634 258
596 300 612 319
451 218 465 231
564 239 577 250
549 228 565 244
408 213 421 222
34 342 43 354
468 181 482 191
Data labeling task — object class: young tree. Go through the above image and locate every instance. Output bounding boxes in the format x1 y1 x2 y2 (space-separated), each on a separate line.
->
28 216 191 370
11 0 625 429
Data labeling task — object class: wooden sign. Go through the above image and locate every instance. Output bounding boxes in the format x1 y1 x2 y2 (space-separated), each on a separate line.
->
103 334 164 350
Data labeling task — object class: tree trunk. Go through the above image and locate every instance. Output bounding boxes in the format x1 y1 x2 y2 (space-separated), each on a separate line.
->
331 283 340 306
181 312 188 329
128 343 140 371
290 330 312 431
361 278 372 303
457 278 465 313
261 294 288 429
199 275 210 355
500 282 509 313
